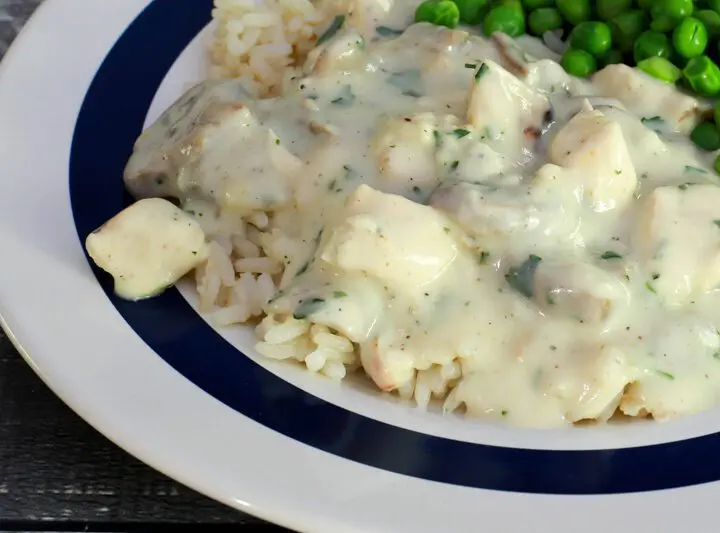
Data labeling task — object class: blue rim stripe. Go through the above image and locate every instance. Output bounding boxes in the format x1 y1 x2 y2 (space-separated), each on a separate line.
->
68 0 720 494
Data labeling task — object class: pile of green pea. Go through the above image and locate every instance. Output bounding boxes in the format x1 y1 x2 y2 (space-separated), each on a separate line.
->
413 0 720 156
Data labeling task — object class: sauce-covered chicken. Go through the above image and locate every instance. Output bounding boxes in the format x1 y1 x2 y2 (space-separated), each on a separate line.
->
86 14 720 427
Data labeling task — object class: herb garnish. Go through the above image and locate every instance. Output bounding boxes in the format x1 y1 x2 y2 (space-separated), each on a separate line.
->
375 26 404 37
331 85 355 106
505 254 542 298
293 298 326 319
641 116 664 128
316 15 345 46
474 62 489 81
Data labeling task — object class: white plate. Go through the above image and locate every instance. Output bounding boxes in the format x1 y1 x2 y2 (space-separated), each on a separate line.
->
1 1 720 532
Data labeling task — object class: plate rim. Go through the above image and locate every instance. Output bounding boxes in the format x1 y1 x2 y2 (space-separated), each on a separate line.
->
0 1 718 532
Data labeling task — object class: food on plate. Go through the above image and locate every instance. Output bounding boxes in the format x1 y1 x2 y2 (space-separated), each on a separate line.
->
85 0 720 427
86 198 208 300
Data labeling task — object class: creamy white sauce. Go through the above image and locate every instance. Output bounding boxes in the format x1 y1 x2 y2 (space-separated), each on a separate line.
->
104 4 720 427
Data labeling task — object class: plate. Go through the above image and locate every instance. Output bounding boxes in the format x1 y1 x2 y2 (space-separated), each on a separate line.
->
1 1 720 532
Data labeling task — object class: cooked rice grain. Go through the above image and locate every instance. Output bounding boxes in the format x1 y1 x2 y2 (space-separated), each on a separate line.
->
210 0 329 96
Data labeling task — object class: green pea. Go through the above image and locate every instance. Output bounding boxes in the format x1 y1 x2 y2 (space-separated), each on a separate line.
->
598 48 625 67
556 0 591 25
451 0 489 24
597 0 633 21
610 10 649 52
521 0 553 9
690 121 720 151
637 0 653 7
649 17 674 32
570 22 613 56
496 0 524 11
714 153 720 174
528 8 563 36
714 101 720 126
708 0 720 14
634 31 672 64
683 55 720 96
696 10 720 39
415 0 460 27
673 17 709 59
637 56 682 83
561 48 598 77
651 0 694 31
483 5 526 37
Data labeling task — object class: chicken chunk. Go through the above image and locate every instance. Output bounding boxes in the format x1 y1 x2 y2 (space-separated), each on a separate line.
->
125 79 302 214
592 64 706 134
346 0 393 38
548 108 637 212
304 28 366 76
539 344 639 423
430 179 582 254
360 337 416 392
531 261 631 328
620 317 720 420
267 274 386 344
85 198 208 300
373 113 459 188
466 59 549 155
446 342 637 426
633 184 720 306
435 132 511 183
320 185 458 295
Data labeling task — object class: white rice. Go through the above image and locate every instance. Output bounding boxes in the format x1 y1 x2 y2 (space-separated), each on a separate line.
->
209 0 332 96
199 0 464 407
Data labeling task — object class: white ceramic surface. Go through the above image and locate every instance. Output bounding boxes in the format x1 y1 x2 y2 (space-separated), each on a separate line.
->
0 1 718 532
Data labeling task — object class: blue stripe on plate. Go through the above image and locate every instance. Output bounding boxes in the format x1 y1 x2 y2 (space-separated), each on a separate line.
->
68 0 720 494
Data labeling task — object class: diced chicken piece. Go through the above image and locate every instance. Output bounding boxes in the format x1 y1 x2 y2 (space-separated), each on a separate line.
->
431 181 534 240
466 59 549 155
633 185 720 306
360 337 415 392
446 334 638 427
532 261 631 327
435 134 511 183
373 113 458 187
620 317 720 420
598 107 668 167
549 108 637 212
304 29 367 75
125 79 302 214
346 0 393 37
444 368 567 427
592 64 707 134
268 274 386 343
447 340 637 426
294 141 353 207
430 179 581 253
378 22 474 58
85 198 208 300
599 106 712 187
539 345 639 423
421 28 474 74
320 185 458 294
524 58 572 92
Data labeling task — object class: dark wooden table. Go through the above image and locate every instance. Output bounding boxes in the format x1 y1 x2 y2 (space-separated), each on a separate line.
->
0 2 289 531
